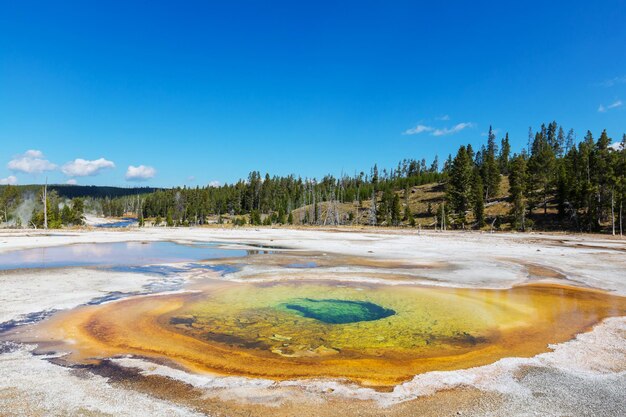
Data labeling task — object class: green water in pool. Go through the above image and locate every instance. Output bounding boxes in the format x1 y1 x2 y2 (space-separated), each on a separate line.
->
280 298 395 324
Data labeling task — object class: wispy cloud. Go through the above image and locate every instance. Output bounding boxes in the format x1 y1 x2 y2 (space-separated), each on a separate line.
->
62 158 115 177
404 115 474 137
403 124 434 135
432 122 474 137
208 180 220 187
125 165 156 181
0 175 18 185
598 100 623 113
599 75 626 87
66 179 77 185
7 150 57 174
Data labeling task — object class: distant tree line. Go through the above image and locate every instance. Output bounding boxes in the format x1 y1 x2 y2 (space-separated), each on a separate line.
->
0 184 159 200
112 122 626 234
2 122 624 233
135 160 442 227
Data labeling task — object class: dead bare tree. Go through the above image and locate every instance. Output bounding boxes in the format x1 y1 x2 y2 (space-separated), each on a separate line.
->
42 177 48 230
369 190 377 226
611 189 615 236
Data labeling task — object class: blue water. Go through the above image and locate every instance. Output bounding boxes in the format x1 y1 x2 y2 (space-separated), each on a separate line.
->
0 241 247 271
286 262 318 269
95 218 138 228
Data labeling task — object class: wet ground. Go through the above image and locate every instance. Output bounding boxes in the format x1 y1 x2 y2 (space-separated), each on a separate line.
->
0 241 247 270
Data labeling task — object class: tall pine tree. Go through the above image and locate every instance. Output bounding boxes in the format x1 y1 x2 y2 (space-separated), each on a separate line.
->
509 154 527 230
482 126 500 200
447 146 474 225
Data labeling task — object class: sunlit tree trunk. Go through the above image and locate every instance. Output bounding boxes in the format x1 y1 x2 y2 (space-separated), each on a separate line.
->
611 189 615 236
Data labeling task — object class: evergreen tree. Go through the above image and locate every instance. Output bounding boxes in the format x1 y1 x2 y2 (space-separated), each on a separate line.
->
578 131 596 230
509 154 527 230
482 125 501 199
391 194 401 226
565 128 575 153
430 155 439 173
250 209 262 225
527 130 556 215
447 146 473 224
556 126 566 157
499 133 511 174
71 198 85 225
0 185 22 224
404 204 412 222
546 121 558 153
472 169 485 228
371 164 379 184
555 159 569 219
592 130 613 230
61 205 72 225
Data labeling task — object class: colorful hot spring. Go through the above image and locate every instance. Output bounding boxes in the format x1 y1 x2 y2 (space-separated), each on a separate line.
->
18 280 626 388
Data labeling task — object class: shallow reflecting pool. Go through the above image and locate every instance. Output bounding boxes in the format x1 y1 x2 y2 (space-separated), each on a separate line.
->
0 241 247 270
17 279 626 388
94 217 138 228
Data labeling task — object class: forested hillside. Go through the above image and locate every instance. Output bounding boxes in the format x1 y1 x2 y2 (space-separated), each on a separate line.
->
135 123 625 234
2 122 625 234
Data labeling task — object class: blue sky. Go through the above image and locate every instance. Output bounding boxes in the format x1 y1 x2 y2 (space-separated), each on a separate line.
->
1 1 625 187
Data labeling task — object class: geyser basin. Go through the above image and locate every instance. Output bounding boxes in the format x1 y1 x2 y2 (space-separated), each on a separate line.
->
281 298 395 324
17 280 626 388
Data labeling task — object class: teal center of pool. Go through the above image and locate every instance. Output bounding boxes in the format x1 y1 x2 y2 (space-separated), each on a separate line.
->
281 298 396 324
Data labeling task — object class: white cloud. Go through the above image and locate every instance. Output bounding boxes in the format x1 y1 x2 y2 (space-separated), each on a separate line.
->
186 175 196 182
66 179 78 185
404 121 474 137
436 114 451 121
432 122 474 136
403 124 434 135
125 165 156 181
24 150 44 158
607 100 622 109
598 100 622 113
62 158 115 177
208 180 220 187
609 142 624 151
0 175 18 185
7 150 57 174
599 75 626 87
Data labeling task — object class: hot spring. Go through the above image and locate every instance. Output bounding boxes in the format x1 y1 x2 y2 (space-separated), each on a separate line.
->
16 278 626 388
